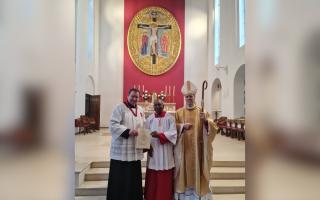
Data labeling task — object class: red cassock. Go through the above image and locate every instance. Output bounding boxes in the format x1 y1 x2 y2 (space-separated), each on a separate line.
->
144 168 174 200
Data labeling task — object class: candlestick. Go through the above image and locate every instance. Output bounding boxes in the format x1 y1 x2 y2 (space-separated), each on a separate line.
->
173 85 175 96
173 85 175 103
168 86 171 102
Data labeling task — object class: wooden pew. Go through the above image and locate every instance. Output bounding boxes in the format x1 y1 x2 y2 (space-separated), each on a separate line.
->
232 119 245 140
216 117 245 140
80 115 90 134
88 117 97 132
216 117 227 135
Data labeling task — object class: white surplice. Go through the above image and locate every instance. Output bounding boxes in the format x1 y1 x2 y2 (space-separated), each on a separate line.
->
146 112 177 170
109 103 145 161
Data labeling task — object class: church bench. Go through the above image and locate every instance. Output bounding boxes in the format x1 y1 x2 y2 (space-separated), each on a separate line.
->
77 115 90 134
216 118 245 140
216 117 228 135
232 119 245 140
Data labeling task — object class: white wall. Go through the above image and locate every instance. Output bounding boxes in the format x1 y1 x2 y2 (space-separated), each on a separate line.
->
212 79 222 111
75 0 100 118
208 0 245 118
86 75 95 95
184 0 209 106
234 64 245 118
99 0 124 127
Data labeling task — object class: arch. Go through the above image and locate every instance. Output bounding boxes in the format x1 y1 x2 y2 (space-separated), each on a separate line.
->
86 75 95 95
211 78 222 120
234 64 245 118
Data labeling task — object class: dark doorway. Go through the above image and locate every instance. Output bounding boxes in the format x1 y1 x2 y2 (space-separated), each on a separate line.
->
85 94 100 130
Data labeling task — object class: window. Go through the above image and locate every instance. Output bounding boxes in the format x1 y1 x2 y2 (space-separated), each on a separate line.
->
238 0 246 47
214 0 221 65
88 0 94 63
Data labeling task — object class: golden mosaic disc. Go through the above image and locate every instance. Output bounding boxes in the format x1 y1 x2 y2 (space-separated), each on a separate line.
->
127 7 181 76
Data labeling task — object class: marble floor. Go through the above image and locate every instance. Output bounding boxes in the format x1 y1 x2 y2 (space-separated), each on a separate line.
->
75 128 245 164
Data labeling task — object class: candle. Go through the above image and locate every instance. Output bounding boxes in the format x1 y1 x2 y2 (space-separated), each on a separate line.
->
134 84 136 89
173 85 175 96
142 85 144 92
138 85 140 91
169 85 171 96
165 85 167 94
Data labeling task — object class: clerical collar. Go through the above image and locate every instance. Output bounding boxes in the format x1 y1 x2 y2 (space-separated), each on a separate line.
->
186 104 196 110
124 101 138 117
155 111 166 118
124 101 137 108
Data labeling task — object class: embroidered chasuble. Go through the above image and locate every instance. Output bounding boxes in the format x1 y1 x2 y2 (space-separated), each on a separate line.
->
174 106 218 196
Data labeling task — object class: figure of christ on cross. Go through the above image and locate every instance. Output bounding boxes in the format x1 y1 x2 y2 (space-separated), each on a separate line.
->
137 23 171 64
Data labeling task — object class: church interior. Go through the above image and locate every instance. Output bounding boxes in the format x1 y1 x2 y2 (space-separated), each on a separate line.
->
74 0 245 199
1 0 320 200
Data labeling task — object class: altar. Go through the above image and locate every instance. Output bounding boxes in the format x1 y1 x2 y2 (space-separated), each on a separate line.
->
137 102 176 117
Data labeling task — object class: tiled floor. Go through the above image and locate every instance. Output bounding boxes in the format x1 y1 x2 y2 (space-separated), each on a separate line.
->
75 128 245 163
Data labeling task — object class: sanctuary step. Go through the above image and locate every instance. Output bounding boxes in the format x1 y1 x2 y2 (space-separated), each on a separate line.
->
84 166 245 181
75 160 245 198
90 160 245 168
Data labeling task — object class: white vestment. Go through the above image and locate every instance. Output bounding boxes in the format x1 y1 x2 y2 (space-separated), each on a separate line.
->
146 112 177 170
109 103 145 161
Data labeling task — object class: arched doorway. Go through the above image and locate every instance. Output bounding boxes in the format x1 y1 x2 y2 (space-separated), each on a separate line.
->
234 64 245 118
211 78 222 120
86 75 95 95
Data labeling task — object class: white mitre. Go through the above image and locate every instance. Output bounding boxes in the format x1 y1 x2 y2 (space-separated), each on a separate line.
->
181 80 197 96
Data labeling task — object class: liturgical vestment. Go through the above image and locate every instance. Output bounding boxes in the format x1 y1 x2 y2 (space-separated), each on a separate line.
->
107 102 145 200
174 106 218 200
144 111 177 200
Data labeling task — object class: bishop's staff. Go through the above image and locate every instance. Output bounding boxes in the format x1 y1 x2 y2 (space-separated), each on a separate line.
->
200 80 208 200
201 80 208 112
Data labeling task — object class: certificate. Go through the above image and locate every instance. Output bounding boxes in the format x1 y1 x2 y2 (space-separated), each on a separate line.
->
135 127 151 149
